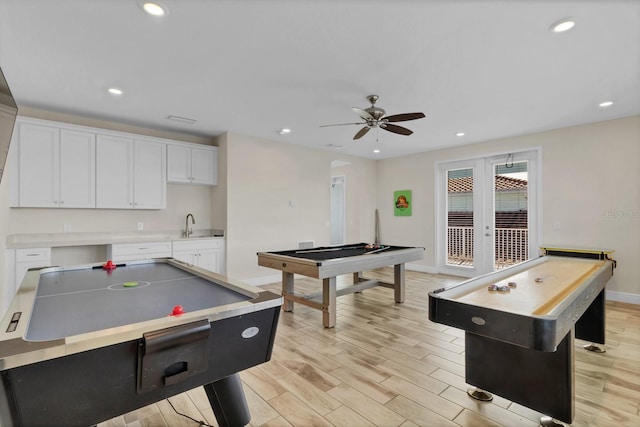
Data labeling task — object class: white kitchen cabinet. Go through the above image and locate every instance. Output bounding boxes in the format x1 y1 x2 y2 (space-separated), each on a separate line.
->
107 241 172 263
15 247 51 289
14 121 95 208
167 144 217 185
172 238 224 274
96 135 166 209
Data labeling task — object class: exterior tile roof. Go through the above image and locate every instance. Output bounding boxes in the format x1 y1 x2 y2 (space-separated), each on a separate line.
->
448 176 528 193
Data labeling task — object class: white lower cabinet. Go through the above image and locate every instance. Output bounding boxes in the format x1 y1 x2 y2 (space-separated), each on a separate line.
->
15 248 52 289
172 239 224 274
107 242 172 263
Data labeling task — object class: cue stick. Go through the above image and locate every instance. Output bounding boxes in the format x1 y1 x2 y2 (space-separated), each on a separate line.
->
365 246 390 255
295 244 367 254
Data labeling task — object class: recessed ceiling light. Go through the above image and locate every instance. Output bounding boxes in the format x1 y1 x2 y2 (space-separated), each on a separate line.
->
108 87 123 95
326 144 343 150
599 101 614 108
373 149 380 154
550 19 575 33
278 128 291 135
142 2 167 17
456 132 465 137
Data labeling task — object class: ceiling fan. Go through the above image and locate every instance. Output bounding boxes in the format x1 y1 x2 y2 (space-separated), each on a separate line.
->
321 95 425 140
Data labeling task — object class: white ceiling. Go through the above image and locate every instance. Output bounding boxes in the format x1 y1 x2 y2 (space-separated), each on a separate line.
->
0 0 638 159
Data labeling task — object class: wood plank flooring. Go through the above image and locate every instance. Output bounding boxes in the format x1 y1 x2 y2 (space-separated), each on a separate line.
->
98 269 640 427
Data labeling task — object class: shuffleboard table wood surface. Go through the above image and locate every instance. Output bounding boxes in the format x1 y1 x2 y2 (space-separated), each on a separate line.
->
454 258 604 316
428 248 616 425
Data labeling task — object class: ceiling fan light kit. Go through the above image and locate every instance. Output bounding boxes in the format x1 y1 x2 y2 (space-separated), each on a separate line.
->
321 95 425 140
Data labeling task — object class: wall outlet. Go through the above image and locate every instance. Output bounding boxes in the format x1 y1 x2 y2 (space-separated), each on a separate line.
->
63 223 72 232
137 222 144 231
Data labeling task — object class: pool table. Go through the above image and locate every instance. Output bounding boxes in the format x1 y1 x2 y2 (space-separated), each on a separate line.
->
0 258 282 427
428 247 615 425
257 243 424 328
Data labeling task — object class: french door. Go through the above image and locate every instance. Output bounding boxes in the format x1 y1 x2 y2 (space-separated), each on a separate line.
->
436 150 539 277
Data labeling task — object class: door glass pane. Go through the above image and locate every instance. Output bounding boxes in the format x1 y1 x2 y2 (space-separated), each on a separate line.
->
494 161 528 269
447 168 474 268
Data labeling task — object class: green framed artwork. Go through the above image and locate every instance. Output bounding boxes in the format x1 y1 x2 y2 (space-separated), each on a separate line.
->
394 190 412 216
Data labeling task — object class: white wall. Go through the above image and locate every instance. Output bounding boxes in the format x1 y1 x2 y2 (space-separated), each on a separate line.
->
377 116 640 297
223 132 377 283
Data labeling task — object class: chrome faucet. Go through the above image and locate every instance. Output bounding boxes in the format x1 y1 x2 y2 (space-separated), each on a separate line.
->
185 213 195 238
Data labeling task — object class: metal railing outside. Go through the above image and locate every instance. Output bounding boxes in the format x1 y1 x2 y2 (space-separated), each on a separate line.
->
447 226 528 268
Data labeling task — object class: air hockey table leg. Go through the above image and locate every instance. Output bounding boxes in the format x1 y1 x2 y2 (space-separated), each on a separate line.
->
203 374 251 427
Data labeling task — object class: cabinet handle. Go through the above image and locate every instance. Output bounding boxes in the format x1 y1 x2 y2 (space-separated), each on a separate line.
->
60 200 64 205
25 253 40 257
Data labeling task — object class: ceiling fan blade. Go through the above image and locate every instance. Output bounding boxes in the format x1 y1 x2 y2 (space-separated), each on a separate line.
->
353 127 370 140
319 122 365 128
352 107 374 121
383 112 426 122
381 123 413 136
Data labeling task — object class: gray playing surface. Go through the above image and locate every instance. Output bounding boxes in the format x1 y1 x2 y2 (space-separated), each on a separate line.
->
26 263 250 341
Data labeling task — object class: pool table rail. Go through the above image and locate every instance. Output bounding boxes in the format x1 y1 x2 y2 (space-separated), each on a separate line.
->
257 245 424 279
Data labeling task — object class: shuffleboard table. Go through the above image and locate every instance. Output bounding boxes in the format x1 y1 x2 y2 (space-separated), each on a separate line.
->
428 247 616 425
0 258 282 427
257 243 424 328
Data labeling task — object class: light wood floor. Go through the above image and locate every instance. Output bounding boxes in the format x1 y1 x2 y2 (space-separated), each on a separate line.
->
98 269 640 427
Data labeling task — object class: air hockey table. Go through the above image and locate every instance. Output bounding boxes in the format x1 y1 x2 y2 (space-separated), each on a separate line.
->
0 258 282 427
428 247 616 426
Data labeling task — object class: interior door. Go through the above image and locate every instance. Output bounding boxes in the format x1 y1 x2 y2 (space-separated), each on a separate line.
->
330 175 346 245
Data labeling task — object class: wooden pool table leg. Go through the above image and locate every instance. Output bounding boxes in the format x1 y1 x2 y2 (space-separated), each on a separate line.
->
323 277 337 328
282 272 294 312
394 263 406 303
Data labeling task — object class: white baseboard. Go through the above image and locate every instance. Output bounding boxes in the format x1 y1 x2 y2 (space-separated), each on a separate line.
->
243 269 638 306
406 262 438 274
242 274 282 287
606 290 640 305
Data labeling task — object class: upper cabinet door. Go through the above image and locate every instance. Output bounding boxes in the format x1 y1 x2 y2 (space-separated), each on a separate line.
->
166 144 191 183
167 144 217 185
17 123 59 207
59 129 95 208
191 146 217 185
96 134 134 209
133 139 166 209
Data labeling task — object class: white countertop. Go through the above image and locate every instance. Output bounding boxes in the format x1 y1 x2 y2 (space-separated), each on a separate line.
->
6 229 224 249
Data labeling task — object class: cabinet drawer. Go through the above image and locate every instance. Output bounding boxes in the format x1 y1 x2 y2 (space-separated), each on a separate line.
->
16 248 52 263
172 238 223 252
108 242 172 258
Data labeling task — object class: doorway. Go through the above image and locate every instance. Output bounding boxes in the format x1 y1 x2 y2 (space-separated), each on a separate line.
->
436 150 539 277
330 175 346 245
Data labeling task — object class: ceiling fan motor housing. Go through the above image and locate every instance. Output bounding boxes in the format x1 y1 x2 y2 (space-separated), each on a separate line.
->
365 106 386 121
